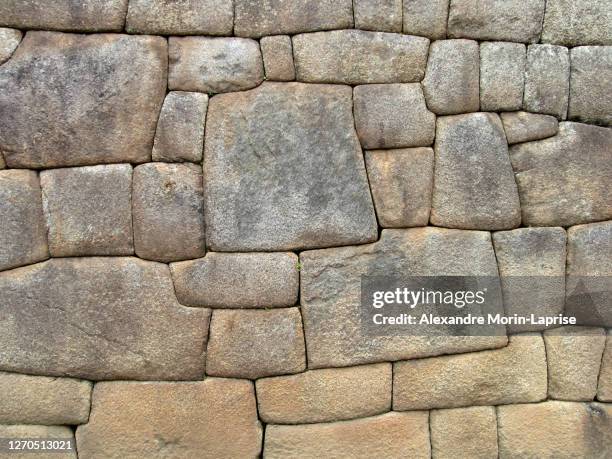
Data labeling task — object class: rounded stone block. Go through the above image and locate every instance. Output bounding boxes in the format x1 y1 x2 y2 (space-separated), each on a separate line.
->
480 42 526 112
0 27 21 64
403 0 448 40
260 35 295 81
354 0 402 33
541 0 612 46
569 46 612 126
500 111 558 144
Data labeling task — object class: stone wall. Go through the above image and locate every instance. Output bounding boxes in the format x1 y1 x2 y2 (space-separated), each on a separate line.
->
0 0 611 457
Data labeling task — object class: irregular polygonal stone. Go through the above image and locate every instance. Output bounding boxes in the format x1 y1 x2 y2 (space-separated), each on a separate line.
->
126 0 233 35
206 308 305 379
0 257 210 381
365 148 433 227
569 46 612 126
170 252 299 308
448 0 545 43
0 0 127 32
480 42 526 112
260 35 295 81
422 39 479 115
0 425 76 459
40 165 133 257
204 83 377 251
169 37 264 93
234 0 353 37
544 326 606 401
264 412 430 459
497 401 612 458
76 379 262 459
0 28 21 64
541 0 612 46
354 0 402 33
599 331 612 401
500 111 558 144
393 334 547 410
0 372 91 425
510 123 612 226
0 171 48 272
403 0 448 40
301 228 507 368
430 406 498 459
523 44 570 119
293 30 429 84
133 163 205 263
431 113 521 230
152 91 208 163
353 84 435 149
0 32 167 168
256 363 391 424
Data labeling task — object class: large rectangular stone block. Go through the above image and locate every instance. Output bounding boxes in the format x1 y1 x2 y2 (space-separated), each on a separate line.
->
541 0 612 46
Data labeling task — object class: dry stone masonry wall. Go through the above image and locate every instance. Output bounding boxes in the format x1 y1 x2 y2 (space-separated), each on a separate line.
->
0 0 611 458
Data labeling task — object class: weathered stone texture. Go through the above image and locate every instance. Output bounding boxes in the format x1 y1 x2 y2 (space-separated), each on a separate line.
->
0 28 21 65
500 111 558 144
422 39 480 115
264 412 430 459
152 91 208 163
0 170 48 272
293 30 429 84
40 165 133 257
76 379 262 459
480 42 525 112
256 363 391 424
126 0 233 35
523 44 570 119
0 372 91 425
0 257 210 381
260 35 295 81
431 113 521 230
0 32 167 168
170 252 299 308
403 0 448 40
354 0 402 33
542 0 612 46
569 46 612 126
169 37 264 93
365 148 433 227
510 123 612 227
0 425 76 459
133 163 205 262
393 334 547 410
599 331 612 401
204 83 377 251
206 308 306 379
234 0 353 37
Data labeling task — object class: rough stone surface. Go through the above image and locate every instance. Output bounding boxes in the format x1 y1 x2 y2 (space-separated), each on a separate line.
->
365 148 434 227
0 425 76 459
541 0 612 46
510 123 612 226
544 326 606 401
293 30 429 84
0 170 48 272
500 111 558 144
523 44 570 119
169 37 264 93
170 252 299 308
403 0 448 40
480 42 526 112
206 308 306 379
126 0 233 35
133 163 205 263
393 334 547 410
422 39 480 115
0 0 128 32
264 412 430 459
599 331 612 401
0 32 167 168
497 401 612 458
301 228 507 369
430 406 498 459
76 379 262 459
448 0 545 43
354 84 435 149
0 257 210 381
40 165 133 257
0 28 21 65
256 363 391 424
492 227 566 332
431 113 521 230
152 91 208 163
354 0 402 33
204 82 377 251
569 46 612 126
0 372 91 425
234 0 353 37
260 35 295 81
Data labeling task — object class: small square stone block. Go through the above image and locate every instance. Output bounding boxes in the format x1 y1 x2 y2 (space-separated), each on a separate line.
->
260 35 295 81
